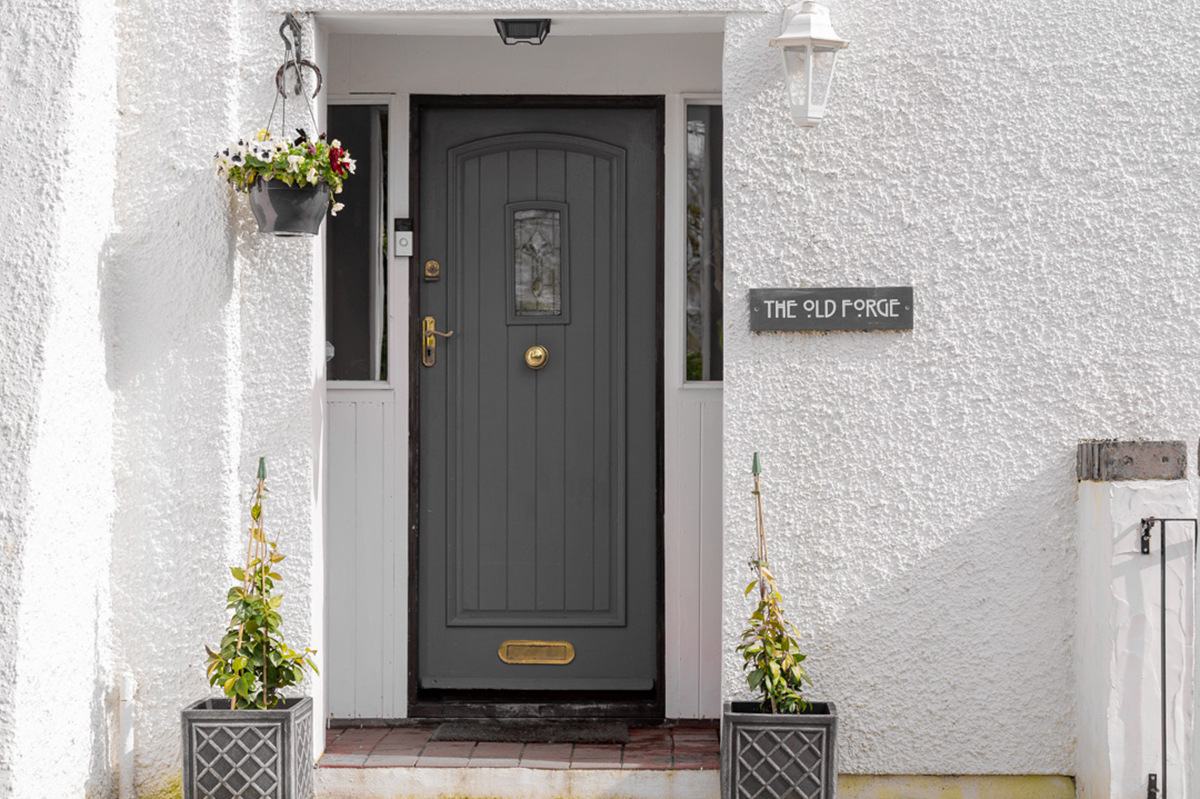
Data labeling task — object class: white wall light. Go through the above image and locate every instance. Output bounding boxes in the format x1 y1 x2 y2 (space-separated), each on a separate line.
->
769 1 849 129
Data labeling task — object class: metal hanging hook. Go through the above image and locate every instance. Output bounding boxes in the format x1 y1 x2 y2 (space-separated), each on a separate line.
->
274 12 322 100
279 13 304 95
280 13 302 59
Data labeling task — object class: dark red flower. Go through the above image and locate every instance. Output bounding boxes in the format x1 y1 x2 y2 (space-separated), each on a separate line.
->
329 147 346 175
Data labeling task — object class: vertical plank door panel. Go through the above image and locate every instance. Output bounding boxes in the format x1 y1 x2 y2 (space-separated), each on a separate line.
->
563 151 597 613
475 152 510 613
457 156 482 615
698 398 725 718
504 148 539 612
354 400 386 718
326 401 358 716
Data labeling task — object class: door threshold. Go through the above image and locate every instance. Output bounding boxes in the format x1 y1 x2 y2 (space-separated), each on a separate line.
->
319 722 718 770
407 698 664 720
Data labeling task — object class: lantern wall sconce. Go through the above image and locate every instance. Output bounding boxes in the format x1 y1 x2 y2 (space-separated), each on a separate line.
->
494 19 552 45
769 1 849 129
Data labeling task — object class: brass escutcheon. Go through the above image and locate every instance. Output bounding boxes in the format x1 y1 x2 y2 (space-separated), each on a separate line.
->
421 316 454 367
525 345 548 370
424 260 441 281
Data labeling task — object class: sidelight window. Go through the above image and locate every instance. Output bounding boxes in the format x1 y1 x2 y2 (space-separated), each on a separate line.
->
685 104 723 382
325 104 388 381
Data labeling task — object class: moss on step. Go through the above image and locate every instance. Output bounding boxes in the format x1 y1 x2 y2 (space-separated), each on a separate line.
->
136 772 182 799
839 774 1075 799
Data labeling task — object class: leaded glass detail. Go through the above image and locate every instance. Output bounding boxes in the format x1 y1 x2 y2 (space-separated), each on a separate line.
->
514 209 563 317
506 201 569 325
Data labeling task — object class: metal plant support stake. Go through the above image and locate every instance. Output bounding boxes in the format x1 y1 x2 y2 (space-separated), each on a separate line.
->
752 451 770 604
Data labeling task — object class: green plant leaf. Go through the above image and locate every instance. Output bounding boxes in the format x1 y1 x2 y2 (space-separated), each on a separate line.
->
205 462 320 708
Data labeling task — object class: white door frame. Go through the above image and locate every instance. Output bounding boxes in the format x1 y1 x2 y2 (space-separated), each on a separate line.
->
319 23 723 722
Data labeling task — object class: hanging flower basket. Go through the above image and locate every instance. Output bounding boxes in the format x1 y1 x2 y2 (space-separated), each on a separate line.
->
248 178 330 237
213 14 354 237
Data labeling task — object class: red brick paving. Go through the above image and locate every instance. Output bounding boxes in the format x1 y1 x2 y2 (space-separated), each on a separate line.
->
319 723 718 770
468 742 526 767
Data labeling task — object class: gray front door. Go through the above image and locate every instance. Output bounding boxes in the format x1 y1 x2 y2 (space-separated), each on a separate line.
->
417 103 659 696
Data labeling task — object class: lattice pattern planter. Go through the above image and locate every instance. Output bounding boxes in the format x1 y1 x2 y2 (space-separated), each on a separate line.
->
721 700 838 799
182 696 314 799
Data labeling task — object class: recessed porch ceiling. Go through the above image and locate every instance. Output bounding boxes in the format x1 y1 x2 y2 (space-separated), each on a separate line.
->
317 13 726 37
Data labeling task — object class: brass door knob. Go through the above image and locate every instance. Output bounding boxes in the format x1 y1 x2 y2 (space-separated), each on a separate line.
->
525 345 548 370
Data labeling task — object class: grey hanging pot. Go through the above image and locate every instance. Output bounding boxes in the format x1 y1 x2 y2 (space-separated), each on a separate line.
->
247 178 330 237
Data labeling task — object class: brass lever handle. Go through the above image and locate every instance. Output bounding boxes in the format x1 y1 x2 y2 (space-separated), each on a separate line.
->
422 316 454 367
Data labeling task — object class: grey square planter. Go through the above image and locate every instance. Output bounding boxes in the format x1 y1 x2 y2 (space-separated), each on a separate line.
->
182 696 314 799
721 700 838 799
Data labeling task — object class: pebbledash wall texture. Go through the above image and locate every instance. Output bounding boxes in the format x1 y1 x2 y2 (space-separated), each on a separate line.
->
2 0 1200 797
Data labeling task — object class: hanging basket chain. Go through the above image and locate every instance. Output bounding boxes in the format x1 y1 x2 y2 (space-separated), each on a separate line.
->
264 12 322 142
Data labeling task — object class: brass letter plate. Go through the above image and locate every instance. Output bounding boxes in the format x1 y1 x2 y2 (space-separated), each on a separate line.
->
498 640 575 665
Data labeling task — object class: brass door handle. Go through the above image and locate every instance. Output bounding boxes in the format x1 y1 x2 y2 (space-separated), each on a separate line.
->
525 345 548 370
422 316 454 367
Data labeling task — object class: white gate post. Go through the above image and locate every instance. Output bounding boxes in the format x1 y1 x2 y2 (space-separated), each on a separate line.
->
1076 440 1194 799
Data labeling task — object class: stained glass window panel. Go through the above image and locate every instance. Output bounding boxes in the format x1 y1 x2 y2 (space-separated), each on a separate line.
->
514 209 563 317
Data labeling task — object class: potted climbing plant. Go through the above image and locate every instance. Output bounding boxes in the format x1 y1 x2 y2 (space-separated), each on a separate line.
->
721 452 838 799
181 457 319 799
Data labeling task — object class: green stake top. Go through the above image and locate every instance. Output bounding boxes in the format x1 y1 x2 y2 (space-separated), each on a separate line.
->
257 457 266 480
752 451 761 475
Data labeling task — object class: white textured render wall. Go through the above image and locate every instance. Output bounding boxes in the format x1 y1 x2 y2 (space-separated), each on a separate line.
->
0 2 119 797
721 0 1200 777
8 0 1198 793
105 1 326 793
105 0 242 793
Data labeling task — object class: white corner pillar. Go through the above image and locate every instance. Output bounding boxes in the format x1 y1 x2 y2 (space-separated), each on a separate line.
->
1076 440 1195 799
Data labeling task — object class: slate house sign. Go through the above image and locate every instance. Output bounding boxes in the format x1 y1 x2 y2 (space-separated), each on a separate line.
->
750 287 914 332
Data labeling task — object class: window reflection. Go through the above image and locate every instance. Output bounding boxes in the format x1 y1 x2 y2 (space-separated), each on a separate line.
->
325 104 388 381
686 105 723 382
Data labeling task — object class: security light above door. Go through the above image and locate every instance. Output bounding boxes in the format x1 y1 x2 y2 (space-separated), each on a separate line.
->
494 19 551 45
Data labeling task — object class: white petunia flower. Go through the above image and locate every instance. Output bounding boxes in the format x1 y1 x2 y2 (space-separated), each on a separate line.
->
287 154 304 173
343 157 357 174
331 139 341 149
306 167 318 184
331 202 345 216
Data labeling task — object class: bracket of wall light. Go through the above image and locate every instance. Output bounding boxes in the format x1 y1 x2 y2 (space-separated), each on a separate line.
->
769 1 849 129
495 19 551 45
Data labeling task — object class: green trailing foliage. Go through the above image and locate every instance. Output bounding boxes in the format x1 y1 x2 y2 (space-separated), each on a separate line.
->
736 452 812 713
205 458 318 709
214 129 355 215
